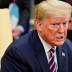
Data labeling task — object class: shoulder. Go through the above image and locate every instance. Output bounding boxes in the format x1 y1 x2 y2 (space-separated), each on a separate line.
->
12 30 34 49
64 39 72 48
1 31 37 71
63 39 72 54
2 30 36 60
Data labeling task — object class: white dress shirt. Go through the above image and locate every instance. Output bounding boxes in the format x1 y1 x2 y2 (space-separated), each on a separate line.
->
38 33 58 70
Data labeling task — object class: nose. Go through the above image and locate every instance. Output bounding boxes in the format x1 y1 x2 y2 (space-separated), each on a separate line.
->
58 24 64 34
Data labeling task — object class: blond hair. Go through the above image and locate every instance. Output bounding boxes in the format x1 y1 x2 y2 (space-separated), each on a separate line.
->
35 0 72 19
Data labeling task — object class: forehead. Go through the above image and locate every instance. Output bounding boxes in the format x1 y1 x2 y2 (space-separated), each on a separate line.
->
45 16 69 23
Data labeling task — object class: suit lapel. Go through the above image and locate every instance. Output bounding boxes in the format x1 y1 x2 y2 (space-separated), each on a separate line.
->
32 30 51 72
56 45 68 72
31 30 68 72
36 48 51 72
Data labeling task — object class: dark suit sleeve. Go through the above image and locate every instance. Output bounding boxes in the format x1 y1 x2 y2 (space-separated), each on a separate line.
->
1 43 30 72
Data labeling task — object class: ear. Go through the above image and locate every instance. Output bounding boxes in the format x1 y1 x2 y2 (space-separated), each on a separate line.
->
34 19 43 31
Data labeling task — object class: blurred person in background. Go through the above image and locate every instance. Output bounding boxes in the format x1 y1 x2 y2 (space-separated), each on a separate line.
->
12 25 24 40
0 0 30 34
1 0 72 72
67 18 72 41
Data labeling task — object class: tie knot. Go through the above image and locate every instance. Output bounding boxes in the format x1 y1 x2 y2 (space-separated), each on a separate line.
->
49 48 55 53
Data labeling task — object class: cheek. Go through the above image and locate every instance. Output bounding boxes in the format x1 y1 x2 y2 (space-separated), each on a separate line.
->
42 24 57 41
45 26 56 37
45 28 56 41
64 30 68 38
63 26 68 36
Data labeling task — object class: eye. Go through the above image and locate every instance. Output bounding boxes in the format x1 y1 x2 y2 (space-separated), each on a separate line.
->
63 22 67 25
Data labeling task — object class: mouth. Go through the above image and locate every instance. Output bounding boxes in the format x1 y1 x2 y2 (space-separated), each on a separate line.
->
56 36 64 41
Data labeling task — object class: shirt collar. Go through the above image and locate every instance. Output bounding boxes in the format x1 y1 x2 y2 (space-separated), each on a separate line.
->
38 33 56 53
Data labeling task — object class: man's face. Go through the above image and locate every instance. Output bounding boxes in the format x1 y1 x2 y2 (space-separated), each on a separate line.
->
36 16 69 46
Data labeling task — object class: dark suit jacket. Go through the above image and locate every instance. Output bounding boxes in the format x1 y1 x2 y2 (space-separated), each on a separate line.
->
1 30 72 72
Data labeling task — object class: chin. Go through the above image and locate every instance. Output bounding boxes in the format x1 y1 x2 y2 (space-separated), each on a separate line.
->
55 41 65 46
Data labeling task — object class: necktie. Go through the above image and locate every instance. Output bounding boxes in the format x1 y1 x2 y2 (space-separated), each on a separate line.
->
48 48 57 72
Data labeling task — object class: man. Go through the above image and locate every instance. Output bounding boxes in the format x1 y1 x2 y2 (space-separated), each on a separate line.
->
1 0 72 72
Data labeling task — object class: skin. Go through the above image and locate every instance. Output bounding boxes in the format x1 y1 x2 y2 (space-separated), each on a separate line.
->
35 16 70 46
12 28 22 40
68 18 72 30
